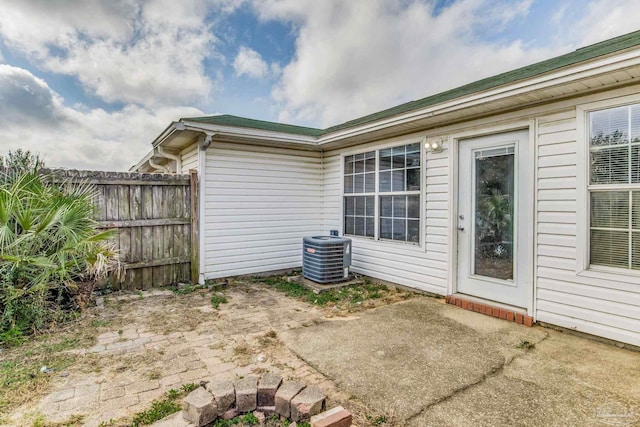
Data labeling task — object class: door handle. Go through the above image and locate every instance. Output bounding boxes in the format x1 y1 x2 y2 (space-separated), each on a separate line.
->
457 224 464 231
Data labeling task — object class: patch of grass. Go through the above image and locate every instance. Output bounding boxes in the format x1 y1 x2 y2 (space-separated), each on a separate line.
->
129 384 196 427
146 370 161 380
210 293 228 309
0 326 25 347
44 413 84 426
234 344 250 355
366 414 388 425
256 276 391 307
181 383 199 393
170 284 204 295
0 325 96 418
130 398 181 427
213 412 261 426
0 353 76 416
89 319 111 328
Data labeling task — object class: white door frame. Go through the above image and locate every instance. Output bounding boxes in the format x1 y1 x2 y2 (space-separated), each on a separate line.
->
446 120 536 315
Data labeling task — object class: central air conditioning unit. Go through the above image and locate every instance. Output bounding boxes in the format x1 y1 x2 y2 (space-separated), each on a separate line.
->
302 236 352 284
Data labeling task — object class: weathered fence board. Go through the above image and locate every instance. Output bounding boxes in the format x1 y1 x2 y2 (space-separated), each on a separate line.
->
42 169 198 290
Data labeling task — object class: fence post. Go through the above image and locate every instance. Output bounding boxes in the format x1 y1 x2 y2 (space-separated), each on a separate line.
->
190 169 199 284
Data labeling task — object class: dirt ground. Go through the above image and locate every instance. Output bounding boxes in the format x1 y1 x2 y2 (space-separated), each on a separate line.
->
1 278 415 427
4 277 638 427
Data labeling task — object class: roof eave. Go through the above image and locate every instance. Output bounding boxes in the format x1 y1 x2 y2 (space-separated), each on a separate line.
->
317 46 640 146
177 120 320 147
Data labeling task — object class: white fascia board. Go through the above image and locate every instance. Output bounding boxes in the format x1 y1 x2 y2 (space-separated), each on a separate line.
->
151 121 182 148
129 148 156 172
179 121 319 147
317 49 640 145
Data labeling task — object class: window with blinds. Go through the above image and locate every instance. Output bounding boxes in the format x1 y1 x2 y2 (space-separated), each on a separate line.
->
589 104 640 270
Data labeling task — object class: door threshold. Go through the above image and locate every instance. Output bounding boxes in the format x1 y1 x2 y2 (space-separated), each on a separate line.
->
447 294 533 326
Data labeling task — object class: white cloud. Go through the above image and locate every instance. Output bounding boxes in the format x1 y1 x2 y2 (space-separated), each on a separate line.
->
0 0 217 107
252 0 560 127
233 46 271 79
0 65 203 171
572 0 640 45
254 0 640 128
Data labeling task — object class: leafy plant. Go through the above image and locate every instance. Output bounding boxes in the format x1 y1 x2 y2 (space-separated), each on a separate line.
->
210 293 228 309
0 167 119 339
0 149 43 171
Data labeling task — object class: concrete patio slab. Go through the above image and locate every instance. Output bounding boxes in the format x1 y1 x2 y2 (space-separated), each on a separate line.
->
279 298 640 426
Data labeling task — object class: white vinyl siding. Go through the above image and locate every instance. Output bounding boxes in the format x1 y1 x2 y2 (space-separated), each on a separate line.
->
180 143 199 173
203 143 323 278
536 108 640 346
323 136 448 295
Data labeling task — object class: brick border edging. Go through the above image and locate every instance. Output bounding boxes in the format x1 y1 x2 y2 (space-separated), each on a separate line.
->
445 295 534 327
178 373 352 427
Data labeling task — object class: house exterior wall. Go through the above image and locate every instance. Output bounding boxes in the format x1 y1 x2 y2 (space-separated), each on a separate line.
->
535 106 640 346
179 142 199 173
322 139 449 295
202 142 323 278
194 86 640 346
320 86 640 347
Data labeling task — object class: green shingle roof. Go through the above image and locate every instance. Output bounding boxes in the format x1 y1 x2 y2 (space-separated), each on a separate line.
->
182 115 324 137
183 30 640 138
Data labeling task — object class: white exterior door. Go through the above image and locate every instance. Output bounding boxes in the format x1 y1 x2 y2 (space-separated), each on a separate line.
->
456 130 532 308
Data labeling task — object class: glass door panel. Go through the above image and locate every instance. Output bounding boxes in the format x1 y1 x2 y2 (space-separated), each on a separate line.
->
473 146 515 281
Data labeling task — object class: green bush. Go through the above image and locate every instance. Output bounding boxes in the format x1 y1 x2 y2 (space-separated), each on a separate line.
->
0 167 118 341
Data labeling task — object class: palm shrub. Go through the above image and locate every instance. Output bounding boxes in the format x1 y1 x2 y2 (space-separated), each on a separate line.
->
0 167 118 341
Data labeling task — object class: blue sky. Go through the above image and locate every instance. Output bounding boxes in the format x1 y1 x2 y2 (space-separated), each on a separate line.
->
0 0 638 170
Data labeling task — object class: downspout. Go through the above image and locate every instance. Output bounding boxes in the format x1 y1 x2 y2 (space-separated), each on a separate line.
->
149 157 170 173
157 146 182 173
197 131 215 284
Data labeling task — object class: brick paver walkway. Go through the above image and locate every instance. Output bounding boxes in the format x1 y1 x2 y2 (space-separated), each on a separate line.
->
22 285 349 427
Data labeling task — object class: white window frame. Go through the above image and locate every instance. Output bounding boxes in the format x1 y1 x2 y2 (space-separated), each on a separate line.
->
340 138 426 249
576 93 640 282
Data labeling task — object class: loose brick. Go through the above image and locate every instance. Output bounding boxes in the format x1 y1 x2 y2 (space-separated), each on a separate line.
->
516 313 524 324
290 386 326 421
151 411 193 427
206 380 235 415
311 406 353 427
183 387 217 427
461 300 468 309
485 306 492 315
500 309 508 320
524 316 534 327
221 408 239 420
275 381 306 418
492 307 501 318
445 295 451 304
235 376 259 412
258 406 277 416
506 311 514 322
258 372 283 406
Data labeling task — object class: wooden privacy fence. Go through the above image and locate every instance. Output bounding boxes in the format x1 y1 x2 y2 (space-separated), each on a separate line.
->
46 169 198 290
